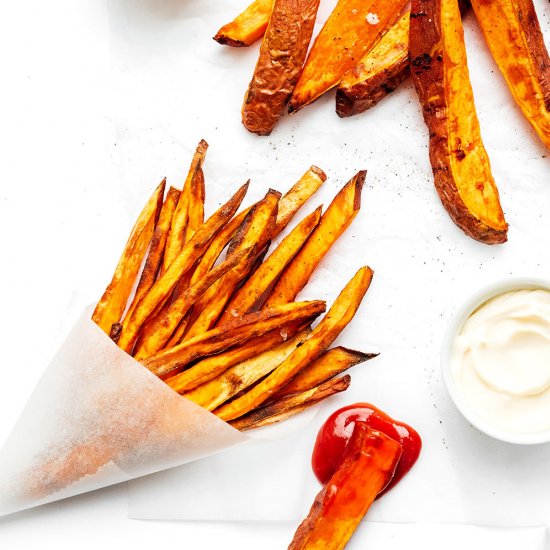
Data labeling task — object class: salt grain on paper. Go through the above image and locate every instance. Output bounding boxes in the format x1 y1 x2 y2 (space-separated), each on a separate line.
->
366 12 379 25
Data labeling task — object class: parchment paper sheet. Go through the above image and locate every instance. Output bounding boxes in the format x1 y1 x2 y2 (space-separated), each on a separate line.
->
0 307 247 517
112 0 550 526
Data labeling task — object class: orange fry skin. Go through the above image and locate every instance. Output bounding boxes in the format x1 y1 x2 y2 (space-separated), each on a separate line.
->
116 182 248 353
92 179 165 335
265 171 365 308
143 300 326 379
288 422 401 550
163 139 208 272
288 0 408 113
124 186 180 322
216 266 373 421
231 375 351 431
219 206 322 323
471 0 550 150
214 0 273 47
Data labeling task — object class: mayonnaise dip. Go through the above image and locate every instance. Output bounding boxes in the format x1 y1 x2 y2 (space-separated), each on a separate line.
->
451 289 550 434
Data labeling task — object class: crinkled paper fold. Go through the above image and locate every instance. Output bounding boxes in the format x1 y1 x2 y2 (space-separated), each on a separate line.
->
0 307 247 517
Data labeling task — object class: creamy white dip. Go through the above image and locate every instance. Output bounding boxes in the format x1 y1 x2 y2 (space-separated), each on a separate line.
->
451 289 550 434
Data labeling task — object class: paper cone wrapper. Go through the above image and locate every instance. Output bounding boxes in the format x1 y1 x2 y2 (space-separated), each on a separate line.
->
0 307 248 517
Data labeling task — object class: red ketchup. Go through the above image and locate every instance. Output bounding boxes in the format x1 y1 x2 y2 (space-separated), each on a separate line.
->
312 403 421 496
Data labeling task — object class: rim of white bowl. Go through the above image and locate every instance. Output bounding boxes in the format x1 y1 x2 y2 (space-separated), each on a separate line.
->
441 276 550 445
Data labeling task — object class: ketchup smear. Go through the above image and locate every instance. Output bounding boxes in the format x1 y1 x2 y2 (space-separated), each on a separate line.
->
312 403 422 496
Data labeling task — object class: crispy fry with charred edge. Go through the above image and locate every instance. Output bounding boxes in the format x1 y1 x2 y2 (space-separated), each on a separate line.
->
214 0 273 47
183 330 309 410
185 190 280 338
288 422 401 550
124 186 180 322
231 375 351 431
92 179 165 334
166 325 306 393
275 166 326 234
189 204 253 286
241 0 322 135
288 0 408 114
216 266 373 421
185 156 206 243
182 245 259 339
409 0 508 244
219 206 322 323
471 0 550 150
132 249 248 360
163 140 208 271
143 300 326 379
274 347 377 399
265 172 365 308
116 183 249 353
336 12 410 118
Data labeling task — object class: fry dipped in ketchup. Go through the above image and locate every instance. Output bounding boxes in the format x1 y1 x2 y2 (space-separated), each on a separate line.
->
289 404 421 550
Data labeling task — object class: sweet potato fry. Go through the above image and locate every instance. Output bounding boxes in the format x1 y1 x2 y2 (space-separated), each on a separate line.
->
241 0 322 135
409 0 508 244
288 0 408 113
216 266 373 421
288 422 402 550
189 203 253 286
124 186 180 322
214 0 273 47
92 179 165 334
143 300 326 378
265 171 365 307
183 330 310 411
182 245 259 339
165 326 306 393
186 190 280 338
275 166 326 235
219 206 322 323
132 249 247 360
336 12 410 118
231 375 351 431
163 140 208 271
116 183 249 353
227 189 281 256
274 347 377 399
184 156 206 243
471 0 550 150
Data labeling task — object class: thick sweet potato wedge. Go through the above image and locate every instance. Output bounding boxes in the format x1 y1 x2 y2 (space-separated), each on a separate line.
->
409 0 508 244
214 0 273 47
288 422 402 550
143 300 326 378
216 266 373 421
265 171 364 307
231 375 351 431
92 179 165 334
471 0 550 150
288 0 408 113
336 12 410 118
242 0 322 135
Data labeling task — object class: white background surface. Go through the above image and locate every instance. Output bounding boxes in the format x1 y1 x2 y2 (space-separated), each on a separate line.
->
1 0 550 547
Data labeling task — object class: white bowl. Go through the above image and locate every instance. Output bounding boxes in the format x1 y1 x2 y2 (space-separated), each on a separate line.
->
441 277 550 445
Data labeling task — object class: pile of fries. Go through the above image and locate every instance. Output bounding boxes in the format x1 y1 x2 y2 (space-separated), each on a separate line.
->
215 0 550 245
92 140 377 430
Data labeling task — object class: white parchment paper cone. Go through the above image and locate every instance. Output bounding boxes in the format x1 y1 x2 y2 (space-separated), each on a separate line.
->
0 306 247 517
